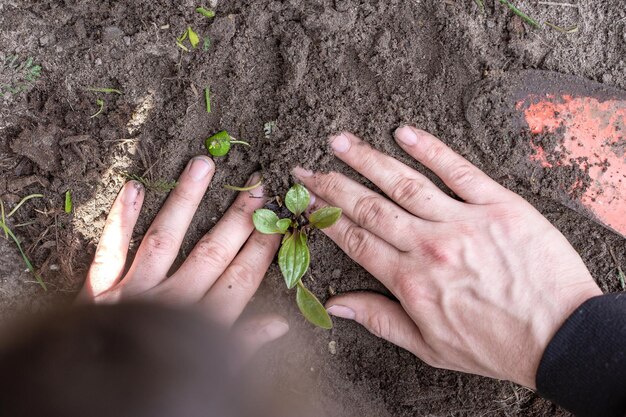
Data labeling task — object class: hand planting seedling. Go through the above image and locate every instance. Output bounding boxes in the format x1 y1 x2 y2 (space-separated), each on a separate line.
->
253 184 342 329
205 130 250 157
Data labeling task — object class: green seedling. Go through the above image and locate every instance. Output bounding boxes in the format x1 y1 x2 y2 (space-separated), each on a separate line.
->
196 7 216 18
122 172 178 194
253 184 342 329
205 130 250 157
0 55 42 97
0 194 46 290
64 190 73 214
205 87 211 113
499 0 540 28
177 27 200 51
90 98 105 118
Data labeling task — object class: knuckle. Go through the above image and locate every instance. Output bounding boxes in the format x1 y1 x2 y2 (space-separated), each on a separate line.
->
390 176 428 205
365 311 394 340
316 172 343 197
142 228 178 255
170 186 199 210
423 142 447 165
419 240 451 266
225 262 258 291
344 225 371 259
448 164 475 187
354 195 385 229
192 238 232 271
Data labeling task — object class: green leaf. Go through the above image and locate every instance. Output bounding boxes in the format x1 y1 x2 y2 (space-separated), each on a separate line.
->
253 209 288 235
205 130 231 157
309 207 342 229
285 184 310 216
188 27 200 48
276 218 291 234
196 7 216 18
296 281 332 329
278 230 310 289
64 190 72 214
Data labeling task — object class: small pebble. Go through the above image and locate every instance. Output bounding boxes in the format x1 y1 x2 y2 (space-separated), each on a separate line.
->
39 36 49 46
602 73 613 84
328 340 337 355
123 36 131 46
95 58 102 66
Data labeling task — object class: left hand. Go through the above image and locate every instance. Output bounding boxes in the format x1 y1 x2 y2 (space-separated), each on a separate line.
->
78 156 289 356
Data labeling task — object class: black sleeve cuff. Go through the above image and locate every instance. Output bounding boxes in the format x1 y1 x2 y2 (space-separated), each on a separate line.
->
536 293 626 417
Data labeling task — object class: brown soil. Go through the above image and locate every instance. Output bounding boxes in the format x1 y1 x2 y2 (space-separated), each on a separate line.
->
1 0 625 415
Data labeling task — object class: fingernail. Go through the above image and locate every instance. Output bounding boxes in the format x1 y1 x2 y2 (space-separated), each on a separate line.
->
187 156 214 181
246 171 264 198
327 305 356 320
395 126 418 146
330 133 351 153
262 320 290 340
293 166 313 178
122 181 142 205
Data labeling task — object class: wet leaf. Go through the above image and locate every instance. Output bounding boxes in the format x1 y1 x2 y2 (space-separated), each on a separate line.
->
309 207 341 229
296 281 332 329
285 184 309 216
278 230 309 289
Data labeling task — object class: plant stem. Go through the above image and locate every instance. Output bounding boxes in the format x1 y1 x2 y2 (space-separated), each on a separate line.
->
230 140 250 147
224 178 263 192
499 0 540 28
7 194 43 218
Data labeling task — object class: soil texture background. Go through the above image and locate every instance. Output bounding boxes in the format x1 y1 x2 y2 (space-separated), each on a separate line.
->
1 0 625 416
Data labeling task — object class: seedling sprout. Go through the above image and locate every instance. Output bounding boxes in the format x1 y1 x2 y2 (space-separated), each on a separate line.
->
205 130 250 157
64 190 73 214
253 184 342 329
0 194 46 290
196 7 216 18
90 98 105 118
205 87 211 113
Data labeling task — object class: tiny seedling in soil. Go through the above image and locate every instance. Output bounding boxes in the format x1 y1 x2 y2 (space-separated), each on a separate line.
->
499 0 540 28
64 190 73 214
0 55 42 97
90 98 105 118
196 7 216 19
204 87 211 113
0 194 46 290
224 177 263 192
253 184 342 329
205 130 250 157
177 27 200 51
122 172 178 194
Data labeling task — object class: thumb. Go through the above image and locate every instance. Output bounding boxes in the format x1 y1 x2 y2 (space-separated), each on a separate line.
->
326 292 427 356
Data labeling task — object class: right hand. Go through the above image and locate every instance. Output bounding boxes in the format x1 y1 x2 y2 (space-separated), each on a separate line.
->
294 126 602 389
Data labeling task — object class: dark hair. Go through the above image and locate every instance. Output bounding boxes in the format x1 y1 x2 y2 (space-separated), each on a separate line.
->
0 303 233 417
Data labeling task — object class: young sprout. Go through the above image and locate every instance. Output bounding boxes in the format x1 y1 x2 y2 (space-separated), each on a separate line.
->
0 194 46 290
224 177 263 192
177 27 200 51
90 98 105 118
205 130 250 157
196 7 216 18
253 184 342 329
64 190 73 214
204 87 211 113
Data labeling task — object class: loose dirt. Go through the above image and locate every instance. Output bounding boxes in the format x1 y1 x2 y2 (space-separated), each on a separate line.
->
1 0 625 415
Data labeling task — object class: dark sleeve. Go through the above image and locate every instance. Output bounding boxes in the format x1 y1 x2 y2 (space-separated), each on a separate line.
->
536 293 626 417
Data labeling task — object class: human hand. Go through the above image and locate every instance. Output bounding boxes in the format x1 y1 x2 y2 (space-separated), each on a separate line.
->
78 156 288 353
293 127 602 389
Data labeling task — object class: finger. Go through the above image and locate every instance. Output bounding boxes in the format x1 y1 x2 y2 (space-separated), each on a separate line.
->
394 126 513 204
310 197 403 290
202 231 281 326
326 132 465 221
121 156 215 294
153 173 267 303
326 292 430 358
231 314 289 369
293 168 421 252
79 181 144 302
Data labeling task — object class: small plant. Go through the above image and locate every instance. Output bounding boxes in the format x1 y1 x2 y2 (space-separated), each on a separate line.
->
205 130 250 157
122 172 178 194
0 55 42 97
90 98 105 118
196 7 216 19
253 184 342 329
87 87 122 119
176 27 200 51
64 190 73 214
0 194 46 290
204 87 211 113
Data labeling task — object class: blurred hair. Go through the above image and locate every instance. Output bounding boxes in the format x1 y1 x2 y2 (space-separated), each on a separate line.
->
0 303 234 417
